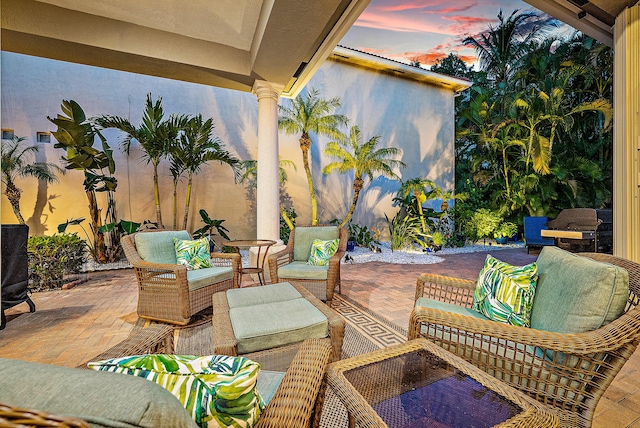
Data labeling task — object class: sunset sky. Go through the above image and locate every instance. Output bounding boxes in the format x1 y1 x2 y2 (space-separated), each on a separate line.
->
340 0 575 68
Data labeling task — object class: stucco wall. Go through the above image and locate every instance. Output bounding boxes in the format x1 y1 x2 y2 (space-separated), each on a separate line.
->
1 51 455 240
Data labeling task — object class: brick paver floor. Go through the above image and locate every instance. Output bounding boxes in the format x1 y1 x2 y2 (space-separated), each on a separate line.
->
1 247 638 427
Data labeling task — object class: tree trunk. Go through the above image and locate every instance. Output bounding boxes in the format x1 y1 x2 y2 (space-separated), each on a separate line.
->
280 206 294 230
173 182 178 230
153 160 163 228
4 184 25 224
299 133 317 225
340 177 363 228
87 190 107 263
182 174 193 231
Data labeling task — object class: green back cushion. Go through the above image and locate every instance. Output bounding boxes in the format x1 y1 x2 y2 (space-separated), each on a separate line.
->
0 357 197 428
472 255 538 327
136 230 191 264
174 237 212 270
307 238 339 266
89 354 264 428
530 246 629 333
293 226 339 261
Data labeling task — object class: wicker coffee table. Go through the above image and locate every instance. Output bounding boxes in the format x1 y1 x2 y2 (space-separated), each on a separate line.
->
324 338 558 428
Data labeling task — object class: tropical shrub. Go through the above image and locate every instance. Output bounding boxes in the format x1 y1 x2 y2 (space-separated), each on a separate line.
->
464 209 502 243
494 221 518 239
27 234 87 291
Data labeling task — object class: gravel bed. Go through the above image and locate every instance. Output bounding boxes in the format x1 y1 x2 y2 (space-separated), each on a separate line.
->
81 240 525 271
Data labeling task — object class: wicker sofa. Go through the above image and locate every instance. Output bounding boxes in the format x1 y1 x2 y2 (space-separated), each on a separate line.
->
0 323 332 428
122 230 241 325
408 248 640 428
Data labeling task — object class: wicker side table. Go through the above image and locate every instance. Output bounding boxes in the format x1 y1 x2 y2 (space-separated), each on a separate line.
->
322 338 559 428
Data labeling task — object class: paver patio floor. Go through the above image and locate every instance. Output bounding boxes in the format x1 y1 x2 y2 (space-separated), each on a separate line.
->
1 247 638 427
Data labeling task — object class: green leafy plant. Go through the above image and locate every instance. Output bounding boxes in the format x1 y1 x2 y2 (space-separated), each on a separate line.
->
493 221 518 239
280 207 297 244
345 221 380 249
192 209 230 249
464 209 503 243
48 99 121 263
385 213 429 251
27 233 87 291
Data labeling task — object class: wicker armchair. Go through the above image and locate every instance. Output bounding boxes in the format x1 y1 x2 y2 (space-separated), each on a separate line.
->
267 225 347 305
121 230 241 325
408 253 640 428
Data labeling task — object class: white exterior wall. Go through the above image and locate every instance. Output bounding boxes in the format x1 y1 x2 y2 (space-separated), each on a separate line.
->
1 52 456 239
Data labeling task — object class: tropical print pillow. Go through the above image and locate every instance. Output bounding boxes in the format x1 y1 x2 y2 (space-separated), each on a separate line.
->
472 254 538 327
88 354 264 428
307 238 339 266
174 237 212 270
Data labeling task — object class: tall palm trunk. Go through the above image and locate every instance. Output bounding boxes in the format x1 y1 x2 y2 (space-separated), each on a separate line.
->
339 177 363 228
87 189 107 263
182 173 193 230
173 180 179 230
300 133 318 225
415 191 427 234
280 206 294 230
4 184 25 224
152 159 163 227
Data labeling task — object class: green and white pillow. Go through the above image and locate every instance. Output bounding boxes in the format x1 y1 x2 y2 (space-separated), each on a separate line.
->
174 237 212 270
307 238 339 266
88 353 264 428
472 254 538 327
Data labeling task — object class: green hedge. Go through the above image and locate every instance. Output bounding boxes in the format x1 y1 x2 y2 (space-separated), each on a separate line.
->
27 234 87 291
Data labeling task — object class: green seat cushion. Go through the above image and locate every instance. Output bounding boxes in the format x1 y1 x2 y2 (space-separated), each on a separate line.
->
416 297 490 320
226 282 301 308
230 298 328 354
0 357 197 428
136 230 191 264
307 238 339 266
187 266 234 291
472 255 538 327
175 237 212 270
530 246 629 333
293 226 339 262
256 370 286 405
89 354 264 428
278 261 329 280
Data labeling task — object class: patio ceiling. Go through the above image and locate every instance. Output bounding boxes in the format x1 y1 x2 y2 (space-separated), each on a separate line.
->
524 0 639 47
0 0 370 98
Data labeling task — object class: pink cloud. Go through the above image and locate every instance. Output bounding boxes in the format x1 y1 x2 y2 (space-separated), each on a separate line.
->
355 10 447 34
374 0 477 14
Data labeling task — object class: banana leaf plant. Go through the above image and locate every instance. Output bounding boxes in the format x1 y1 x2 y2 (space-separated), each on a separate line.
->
48 100 121 263
192 209 230 251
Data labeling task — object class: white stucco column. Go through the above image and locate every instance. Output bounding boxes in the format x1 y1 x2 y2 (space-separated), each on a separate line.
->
252 80 284 242
613 4 640 262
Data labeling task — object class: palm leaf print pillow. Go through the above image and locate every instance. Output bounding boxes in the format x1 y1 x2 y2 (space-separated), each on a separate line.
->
472 254 538 327
89 354 264 428
307 238 339 266
174 237 212 270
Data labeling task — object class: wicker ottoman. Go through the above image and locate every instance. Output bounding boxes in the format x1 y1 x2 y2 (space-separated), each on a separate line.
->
212 282 345 370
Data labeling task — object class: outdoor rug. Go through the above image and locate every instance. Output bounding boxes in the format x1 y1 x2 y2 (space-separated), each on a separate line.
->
167 294 408 427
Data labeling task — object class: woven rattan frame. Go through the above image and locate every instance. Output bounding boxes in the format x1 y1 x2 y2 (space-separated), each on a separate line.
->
408 252 640 428
323 338 559 427
267 225 348 306
121 231 241 325
0 403 90 428
212 282 345 364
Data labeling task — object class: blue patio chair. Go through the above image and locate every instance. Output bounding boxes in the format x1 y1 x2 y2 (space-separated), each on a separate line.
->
524 216 555 253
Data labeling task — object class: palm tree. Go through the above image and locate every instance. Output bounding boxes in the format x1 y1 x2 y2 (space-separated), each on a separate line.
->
170 114 241 230
278 88 348 225
397 177 437 235
96 93 186 227
322 126 405 228
239 158 297 230
1 136 64 224
463 10 544 84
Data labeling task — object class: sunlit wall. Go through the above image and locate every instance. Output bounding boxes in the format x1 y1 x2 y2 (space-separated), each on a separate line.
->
1 51 457 240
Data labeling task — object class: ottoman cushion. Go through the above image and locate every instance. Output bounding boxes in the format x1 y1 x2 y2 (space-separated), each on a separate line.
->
226 282 302 308
229 298 328 354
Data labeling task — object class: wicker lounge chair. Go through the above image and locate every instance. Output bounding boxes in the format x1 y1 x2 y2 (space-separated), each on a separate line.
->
267 225 347 305
408 252 640 428
121 230 241 325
